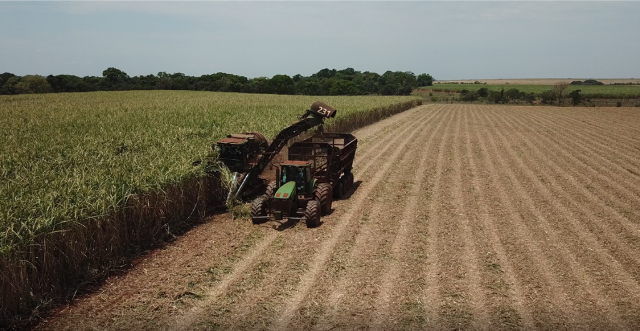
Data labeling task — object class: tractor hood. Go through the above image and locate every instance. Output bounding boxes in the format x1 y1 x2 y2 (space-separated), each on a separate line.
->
274 181 296 199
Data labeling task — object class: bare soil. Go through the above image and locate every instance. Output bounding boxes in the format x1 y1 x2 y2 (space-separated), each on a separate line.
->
35 105 640 330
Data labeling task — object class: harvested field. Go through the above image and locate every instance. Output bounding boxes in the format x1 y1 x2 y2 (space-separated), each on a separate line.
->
36 104 640 330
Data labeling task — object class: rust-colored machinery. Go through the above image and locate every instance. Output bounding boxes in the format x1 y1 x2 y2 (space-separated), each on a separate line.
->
216 132 268 173
215 102 337 203
250 133 357 227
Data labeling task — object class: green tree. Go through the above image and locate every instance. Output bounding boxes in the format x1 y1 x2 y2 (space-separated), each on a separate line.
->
1 76 20 94
295 79 322 95
477 87 489 98
398 85 413 95
1 72 17 88
169 72 189 90
102 67 130 90
329 79 358 95
47 75 90 92
553 82 570 105
353 72 381 95
156 72 172 90
460 90 478 102
380 71 418 95
569 90 582 106
81 76 103 91
315 68 336 79
269 74 295 94
525 93 536 104
540 90 556 104
129 74 158 90
583 79 603 85
488 89 506 104
15 75 51 94
380 84 397 96
336 67 358 81
247 77 272 94
505 88 522 102
417 73 434 86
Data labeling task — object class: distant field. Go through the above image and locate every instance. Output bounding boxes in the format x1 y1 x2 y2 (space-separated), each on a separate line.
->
437 78 640 85
425 83 640 97
0 91 420 254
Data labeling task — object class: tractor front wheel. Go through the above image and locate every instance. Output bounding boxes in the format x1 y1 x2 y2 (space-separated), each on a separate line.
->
305 200 321 228
264 181 277 199
251 196 268 224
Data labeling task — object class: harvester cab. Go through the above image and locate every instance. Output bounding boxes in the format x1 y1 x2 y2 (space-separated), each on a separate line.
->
216 132 268 173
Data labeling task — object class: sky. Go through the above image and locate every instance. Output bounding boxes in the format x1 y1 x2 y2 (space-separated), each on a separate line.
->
1 1 639 80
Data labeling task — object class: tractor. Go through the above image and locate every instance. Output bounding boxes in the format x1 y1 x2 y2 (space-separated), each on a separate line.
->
251 133 357 227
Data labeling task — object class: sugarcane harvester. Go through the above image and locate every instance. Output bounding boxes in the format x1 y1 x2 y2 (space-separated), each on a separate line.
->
216 102 337 203
251 133 357 228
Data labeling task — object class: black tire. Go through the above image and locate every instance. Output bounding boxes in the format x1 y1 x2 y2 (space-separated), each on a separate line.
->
345 173 354 192
333 180 344 200
264 181 277 199
305 200 321 228
315 183 333 215
251 196 268 224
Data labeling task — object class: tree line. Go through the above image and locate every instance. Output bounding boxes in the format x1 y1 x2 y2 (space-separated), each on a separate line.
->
0 68 434 96
456 82 587 106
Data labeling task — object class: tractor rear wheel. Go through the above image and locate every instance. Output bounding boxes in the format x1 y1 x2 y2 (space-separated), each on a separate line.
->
305 200 321 228
251 196 268 224
315 183 333 215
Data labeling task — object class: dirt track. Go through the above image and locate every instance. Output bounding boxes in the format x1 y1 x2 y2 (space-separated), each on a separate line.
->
37 104 640 330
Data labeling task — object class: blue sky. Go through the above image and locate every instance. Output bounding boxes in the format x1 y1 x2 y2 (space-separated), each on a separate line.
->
1 1 639 80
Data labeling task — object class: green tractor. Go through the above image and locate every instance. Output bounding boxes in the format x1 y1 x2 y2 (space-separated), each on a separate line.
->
251 133 357 228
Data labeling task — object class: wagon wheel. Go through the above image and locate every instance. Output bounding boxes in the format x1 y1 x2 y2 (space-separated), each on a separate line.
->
314 183 333 215
345 173 354 192
333 180 344 200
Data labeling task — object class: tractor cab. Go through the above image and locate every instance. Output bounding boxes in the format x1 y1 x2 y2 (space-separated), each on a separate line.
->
276 161 314 198
270 160 315 221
